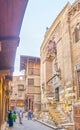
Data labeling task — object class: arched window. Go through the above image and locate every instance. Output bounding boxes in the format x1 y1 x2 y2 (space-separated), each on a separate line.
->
77 70 80 98
74 25 80 43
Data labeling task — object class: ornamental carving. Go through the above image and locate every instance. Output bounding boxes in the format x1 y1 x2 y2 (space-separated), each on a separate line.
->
68 2 80 17
46 37 57 60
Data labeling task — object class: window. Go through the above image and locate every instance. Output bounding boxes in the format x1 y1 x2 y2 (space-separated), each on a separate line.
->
28 79 34 86
77 71 80 97
55 87 59 101
28 68 40 76
74 25 80 43
18 84 24 90
28 68 34 75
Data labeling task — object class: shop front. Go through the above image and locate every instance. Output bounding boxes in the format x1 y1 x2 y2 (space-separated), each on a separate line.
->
16 100 25 112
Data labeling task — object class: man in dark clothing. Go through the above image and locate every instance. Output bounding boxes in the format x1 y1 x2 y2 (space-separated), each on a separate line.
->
8 110 13 127
28 109 33 120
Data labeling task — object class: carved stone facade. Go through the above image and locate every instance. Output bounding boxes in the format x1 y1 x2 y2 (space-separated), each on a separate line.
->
68 0 80 129
40 2 71 110
40 1 80 128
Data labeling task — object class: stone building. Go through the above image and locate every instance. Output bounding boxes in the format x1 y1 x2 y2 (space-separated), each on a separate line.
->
10 74 26 112
68 0 80 129
40 0 80 129
40 2 71 111
20 56 41 112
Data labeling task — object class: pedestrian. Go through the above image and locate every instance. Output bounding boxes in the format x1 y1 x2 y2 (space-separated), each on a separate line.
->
28 109 33 120
8 110 13 127
18 110 23 124
12 110 17 122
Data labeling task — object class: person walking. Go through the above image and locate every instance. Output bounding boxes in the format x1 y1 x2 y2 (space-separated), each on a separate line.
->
28 109 33 120
18 110 23 124
8 110 13 127
12 110 17 122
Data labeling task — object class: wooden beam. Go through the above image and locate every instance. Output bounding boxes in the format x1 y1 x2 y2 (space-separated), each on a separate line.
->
0 36 20 42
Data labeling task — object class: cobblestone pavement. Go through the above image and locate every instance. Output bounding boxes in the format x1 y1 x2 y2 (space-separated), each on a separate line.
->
7 117 55 130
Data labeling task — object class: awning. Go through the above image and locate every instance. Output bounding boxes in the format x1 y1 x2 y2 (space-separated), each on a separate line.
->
0 0 28 73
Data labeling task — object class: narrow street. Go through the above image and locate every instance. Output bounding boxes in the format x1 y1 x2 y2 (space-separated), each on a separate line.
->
1 1 80 130
8 117 55 130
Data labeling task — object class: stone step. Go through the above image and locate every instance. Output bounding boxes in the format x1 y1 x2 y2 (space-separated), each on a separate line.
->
49 109 69 125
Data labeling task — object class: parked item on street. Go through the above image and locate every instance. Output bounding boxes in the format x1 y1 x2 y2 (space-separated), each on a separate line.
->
18 110 23 124
7 110 13 127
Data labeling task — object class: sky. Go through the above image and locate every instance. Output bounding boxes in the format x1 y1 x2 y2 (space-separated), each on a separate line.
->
14 0 75 75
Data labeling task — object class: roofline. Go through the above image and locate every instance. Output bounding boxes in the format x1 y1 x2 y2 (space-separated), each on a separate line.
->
40 2 71 50
20 55 40 59
68 0 80 12
20 55 40 71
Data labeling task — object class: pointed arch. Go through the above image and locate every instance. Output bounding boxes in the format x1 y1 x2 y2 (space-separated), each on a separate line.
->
74 25 80 43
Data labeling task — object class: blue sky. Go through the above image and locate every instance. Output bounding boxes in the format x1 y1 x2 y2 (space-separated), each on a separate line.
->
14 0 75 75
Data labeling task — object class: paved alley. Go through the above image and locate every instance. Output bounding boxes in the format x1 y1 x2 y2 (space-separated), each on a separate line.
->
7 117 55 130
